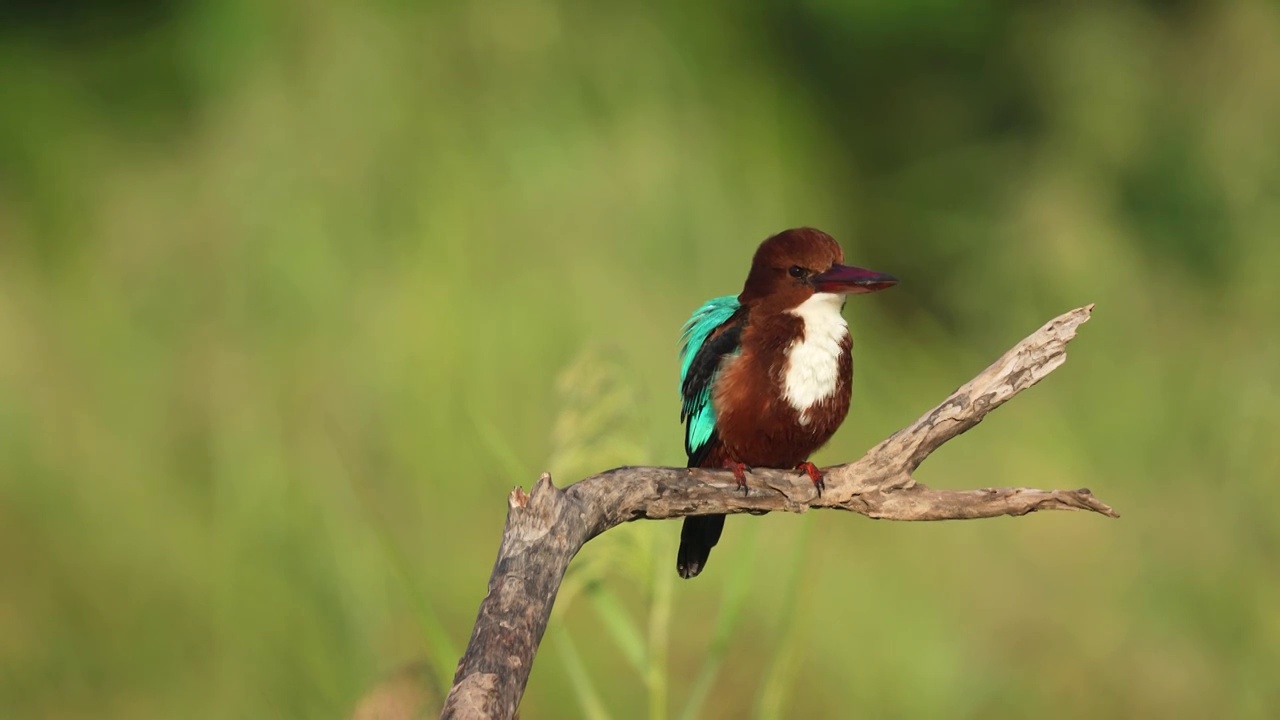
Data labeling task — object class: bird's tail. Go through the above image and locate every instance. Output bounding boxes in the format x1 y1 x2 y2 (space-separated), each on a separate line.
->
677 514 725 579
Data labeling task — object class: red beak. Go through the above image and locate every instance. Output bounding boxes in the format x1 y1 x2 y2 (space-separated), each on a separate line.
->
811 263 898 294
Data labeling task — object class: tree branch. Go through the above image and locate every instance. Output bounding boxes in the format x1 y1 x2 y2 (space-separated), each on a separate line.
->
440 304 1114 720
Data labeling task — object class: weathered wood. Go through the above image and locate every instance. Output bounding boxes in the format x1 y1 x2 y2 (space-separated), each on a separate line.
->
440 305 1114 720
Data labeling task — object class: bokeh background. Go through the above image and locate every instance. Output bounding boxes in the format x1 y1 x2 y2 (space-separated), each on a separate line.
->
3 1 1279 718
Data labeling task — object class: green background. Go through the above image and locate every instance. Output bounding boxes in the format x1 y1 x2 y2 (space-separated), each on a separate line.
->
3 1 1278 718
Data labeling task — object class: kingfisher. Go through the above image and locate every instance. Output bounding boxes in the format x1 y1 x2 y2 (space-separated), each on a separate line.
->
676 227 898 578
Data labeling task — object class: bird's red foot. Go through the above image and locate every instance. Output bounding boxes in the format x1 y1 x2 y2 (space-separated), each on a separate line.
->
724 460 751 496
796 462 825 496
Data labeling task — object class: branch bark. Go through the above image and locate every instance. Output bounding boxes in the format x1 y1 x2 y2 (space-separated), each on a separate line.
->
440 304 1115 720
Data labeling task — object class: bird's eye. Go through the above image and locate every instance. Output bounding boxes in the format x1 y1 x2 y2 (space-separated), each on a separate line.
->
788 265 806 278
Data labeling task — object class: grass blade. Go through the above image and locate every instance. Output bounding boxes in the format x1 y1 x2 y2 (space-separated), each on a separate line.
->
754 519 817 720
324 418 459 694
554 627 615 720
587 582 649 676
678 524 760 720
647 528 675 720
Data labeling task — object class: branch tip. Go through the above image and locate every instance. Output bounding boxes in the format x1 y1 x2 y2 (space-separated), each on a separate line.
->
509 486 529 509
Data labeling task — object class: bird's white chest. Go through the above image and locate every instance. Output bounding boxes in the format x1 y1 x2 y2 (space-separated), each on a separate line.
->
782 293 849 420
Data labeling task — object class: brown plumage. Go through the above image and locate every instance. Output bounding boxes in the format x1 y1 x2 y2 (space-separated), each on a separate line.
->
713 314 853 468
677 228 896 578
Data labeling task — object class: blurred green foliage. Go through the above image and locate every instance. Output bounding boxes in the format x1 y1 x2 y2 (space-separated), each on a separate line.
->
2 1 1279 718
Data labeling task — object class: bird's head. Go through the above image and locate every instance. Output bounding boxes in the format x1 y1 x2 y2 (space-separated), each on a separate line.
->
738 227 897 310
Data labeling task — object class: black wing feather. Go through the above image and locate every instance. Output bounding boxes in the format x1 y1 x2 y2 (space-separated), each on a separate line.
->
680 315 744 467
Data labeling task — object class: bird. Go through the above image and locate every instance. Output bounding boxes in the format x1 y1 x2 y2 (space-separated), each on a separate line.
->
676 227 897 579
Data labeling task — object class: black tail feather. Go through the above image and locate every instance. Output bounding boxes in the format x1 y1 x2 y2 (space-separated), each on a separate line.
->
677 514 725 579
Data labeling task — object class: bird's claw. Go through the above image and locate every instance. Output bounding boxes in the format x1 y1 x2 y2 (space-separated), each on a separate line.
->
796 462 825 497
725 460 751 496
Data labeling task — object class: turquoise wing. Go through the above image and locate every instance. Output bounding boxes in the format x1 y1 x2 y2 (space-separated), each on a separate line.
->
678 295 744 465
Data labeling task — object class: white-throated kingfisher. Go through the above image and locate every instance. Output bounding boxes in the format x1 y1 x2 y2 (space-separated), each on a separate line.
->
676 228 898 578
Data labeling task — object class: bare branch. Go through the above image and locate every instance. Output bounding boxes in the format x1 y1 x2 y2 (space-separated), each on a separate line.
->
439 304 1113 720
